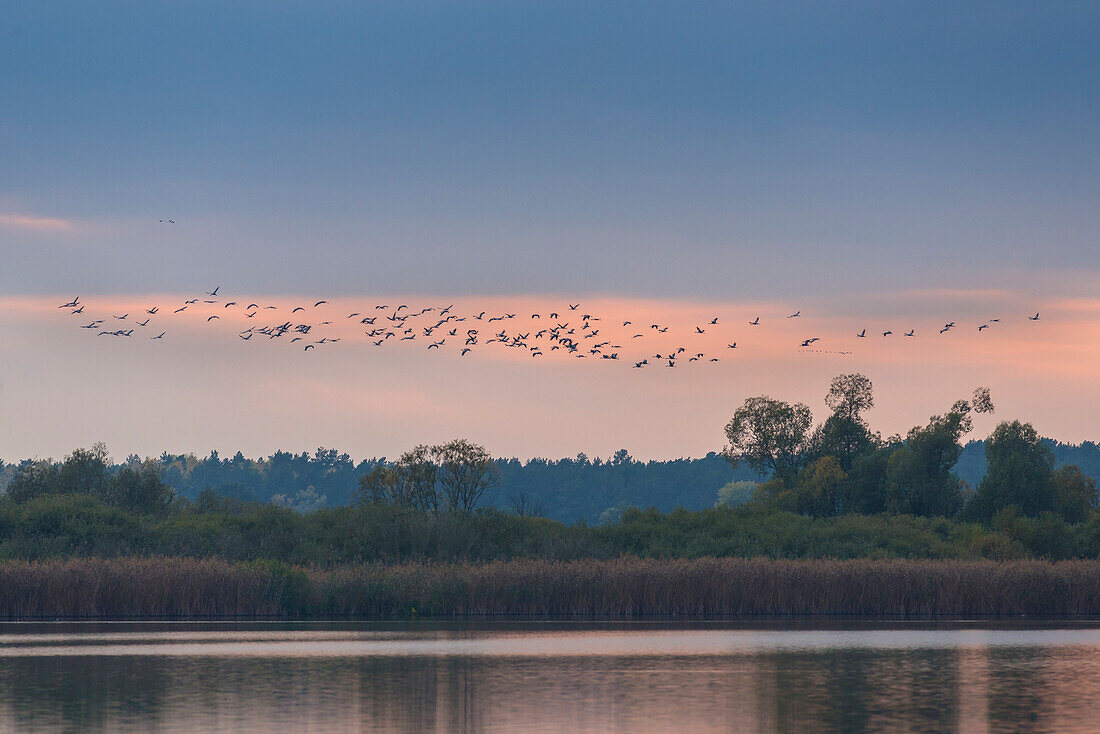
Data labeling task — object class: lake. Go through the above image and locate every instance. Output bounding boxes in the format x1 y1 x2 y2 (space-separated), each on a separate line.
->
2 621 1099 732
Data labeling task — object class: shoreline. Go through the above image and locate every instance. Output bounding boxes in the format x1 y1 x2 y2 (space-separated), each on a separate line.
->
3 556 1100 620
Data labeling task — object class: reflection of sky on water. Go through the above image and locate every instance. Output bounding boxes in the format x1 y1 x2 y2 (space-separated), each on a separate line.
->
1 623 1098 732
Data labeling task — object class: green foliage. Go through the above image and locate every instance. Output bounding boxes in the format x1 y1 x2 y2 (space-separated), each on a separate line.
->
723 396 812 483
966 421 1055 521
792 457 849 518
357 440 499 514
715 480 757 507
1051 465 1098 524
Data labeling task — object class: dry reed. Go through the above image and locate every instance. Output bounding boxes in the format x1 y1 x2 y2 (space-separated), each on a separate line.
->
1 557 1099 619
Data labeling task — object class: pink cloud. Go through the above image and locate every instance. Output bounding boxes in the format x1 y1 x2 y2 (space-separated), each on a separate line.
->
0 213 78 233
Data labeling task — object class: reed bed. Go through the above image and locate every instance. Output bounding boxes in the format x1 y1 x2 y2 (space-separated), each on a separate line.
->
1 556 1099 619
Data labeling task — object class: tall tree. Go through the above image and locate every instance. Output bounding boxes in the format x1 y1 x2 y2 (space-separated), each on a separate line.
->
435 439 499 512
884 388 994 517
723 396 812 484
813 373 878 470
966 421 1055 521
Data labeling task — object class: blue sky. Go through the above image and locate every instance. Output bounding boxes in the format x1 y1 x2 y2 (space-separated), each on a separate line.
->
2 2 1099 459
3 1 1097 299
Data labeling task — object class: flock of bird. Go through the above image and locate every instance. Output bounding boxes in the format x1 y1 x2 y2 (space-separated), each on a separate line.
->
58 289 1043 369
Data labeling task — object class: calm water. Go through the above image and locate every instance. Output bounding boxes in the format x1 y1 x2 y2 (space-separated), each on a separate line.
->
2 621 1100 733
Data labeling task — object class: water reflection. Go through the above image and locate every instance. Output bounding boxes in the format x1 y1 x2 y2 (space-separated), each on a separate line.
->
1 622 1100 733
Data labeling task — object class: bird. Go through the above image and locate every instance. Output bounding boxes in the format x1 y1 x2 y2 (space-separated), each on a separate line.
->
461 348 471 356
788 311 800 318
146 306 159 314
727 343 737 349
114 313 128 320
224 302 237 308
174 306 187 313
292 307 305 313
856 329 866 338
206 286 220 296
59 297 80 309
749 317 760 325
207 315 219 321
882 330 892 337
709 317 719 325
569 304 579 310
1029 313 1040 321
314 300 327 307
151 332 165 339
905 330 915 337
137 319 150 327
978 324 989 331
695 327 705 334
304 344 315 351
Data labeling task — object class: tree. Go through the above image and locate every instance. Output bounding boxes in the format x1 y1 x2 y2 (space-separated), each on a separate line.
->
5 459 60 503
793 456 849 518
813 374 877 471
57 444 110 498
356 440 498 513
825 373 874 422
356 446 438 512
883 388 994 517
104 460 175 515
716 480 758 507
434 439 499 512
395 445 439 513
723 396 812 484
1050 465 1098 523
966 421 1055 521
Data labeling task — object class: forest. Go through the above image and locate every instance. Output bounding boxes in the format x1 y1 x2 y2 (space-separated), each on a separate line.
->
0 374 1098 564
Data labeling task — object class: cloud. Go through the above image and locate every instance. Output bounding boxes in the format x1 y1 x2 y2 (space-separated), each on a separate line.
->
0 213 77 233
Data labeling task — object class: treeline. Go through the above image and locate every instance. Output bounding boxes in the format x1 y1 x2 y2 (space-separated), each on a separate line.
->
0 447 759 523
2 442 1098 524
722 376 1098 528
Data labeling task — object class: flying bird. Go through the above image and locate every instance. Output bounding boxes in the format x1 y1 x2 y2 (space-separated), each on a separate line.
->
788 311 800 318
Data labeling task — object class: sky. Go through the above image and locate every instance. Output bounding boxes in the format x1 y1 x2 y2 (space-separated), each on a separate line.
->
1 1 1098 461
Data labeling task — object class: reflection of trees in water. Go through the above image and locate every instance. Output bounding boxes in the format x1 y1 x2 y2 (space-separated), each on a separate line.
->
0 656 170 731
1 640 1099 732
766 648 960 733
984 647 1050 733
